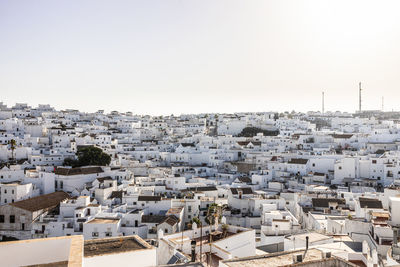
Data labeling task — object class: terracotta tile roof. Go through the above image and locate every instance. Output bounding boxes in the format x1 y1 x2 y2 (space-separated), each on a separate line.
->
138 195 161 202
110 191 125 199
230 187 253 195
237 141 262 146
288 158 309 165
55 166 103 176
238 177 252 183
142 215 179 226
312 198 345 208
184 186 217 192
359 197 383 209
331 134 354 139
10 191 70 212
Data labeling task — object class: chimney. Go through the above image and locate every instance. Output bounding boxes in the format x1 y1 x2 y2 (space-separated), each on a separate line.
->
306 236 309 251
302 235 310 259
191 240 196 262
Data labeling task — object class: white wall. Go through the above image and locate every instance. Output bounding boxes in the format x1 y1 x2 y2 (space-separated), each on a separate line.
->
0 237 72 267
84 248 156 267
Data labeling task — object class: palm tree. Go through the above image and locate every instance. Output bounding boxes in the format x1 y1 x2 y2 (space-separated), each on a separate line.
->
9 139 16 163
205 204 219 225
221 224 229 238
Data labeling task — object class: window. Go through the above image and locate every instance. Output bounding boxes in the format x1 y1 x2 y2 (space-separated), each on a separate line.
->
4 190 7 194
105 232 112 237
10 215 15 223
12 190 14 194
0 215 4 223
92 232 99 237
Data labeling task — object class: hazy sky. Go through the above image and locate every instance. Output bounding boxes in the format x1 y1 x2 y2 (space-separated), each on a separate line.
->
1 0 400 115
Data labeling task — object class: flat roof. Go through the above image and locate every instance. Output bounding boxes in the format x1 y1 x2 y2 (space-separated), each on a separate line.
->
286 232 332 243
221 248 324 267
86 218 120 224
84 235 153 257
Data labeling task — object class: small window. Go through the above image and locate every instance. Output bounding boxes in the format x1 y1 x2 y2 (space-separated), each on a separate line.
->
92 232 99 237
0 215 4 223
10 215 15 223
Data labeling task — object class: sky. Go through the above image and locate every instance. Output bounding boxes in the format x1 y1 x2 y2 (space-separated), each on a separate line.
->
1 0 400 115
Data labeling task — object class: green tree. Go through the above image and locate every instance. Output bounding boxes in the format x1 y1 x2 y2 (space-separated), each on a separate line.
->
77 146 111 166
9 139 16 162
191 216 202 227
237 127 279 137
63 146 111 167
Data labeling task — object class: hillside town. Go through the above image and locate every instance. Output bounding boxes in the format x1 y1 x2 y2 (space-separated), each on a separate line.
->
2 102 400 267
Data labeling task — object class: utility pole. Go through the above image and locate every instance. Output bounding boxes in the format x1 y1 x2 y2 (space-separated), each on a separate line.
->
359 82 362 113
200 222 203 263
322 91 325 115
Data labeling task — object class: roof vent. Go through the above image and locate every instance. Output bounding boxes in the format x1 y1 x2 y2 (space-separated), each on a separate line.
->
293 254 303 263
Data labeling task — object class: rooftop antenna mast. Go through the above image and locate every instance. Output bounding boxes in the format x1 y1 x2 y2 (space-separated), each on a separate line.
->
322 91 325 115
359 82 362 113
